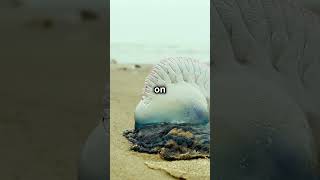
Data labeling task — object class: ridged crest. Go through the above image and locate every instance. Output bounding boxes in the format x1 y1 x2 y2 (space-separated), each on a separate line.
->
142 57 209 105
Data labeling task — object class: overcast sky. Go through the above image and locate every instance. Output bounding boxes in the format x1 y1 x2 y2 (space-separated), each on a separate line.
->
111 0 210 46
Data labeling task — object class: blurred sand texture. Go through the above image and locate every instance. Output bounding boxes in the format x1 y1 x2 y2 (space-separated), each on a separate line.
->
0 7 107 179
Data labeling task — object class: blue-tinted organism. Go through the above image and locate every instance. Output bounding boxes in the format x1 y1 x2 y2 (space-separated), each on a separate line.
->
124 57 210 160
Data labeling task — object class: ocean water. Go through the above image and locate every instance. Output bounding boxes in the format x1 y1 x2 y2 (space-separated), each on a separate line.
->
110 42 210 64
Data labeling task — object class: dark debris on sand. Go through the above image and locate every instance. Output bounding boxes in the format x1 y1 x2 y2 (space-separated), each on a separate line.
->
80 9 99 22
123 123 209 161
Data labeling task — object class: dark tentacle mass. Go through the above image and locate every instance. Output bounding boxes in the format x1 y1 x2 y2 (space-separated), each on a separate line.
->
123 123 209 160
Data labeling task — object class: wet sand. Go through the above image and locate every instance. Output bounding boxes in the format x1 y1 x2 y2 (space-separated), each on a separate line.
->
110 64 209 180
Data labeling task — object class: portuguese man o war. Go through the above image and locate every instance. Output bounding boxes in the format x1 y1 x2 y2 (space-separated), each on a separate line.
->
123 57 210 160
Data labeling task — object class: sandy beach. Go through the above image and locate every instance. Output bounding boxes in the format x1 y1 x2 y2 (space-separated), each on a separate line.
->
110 64 209 180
